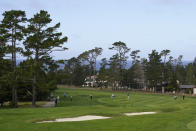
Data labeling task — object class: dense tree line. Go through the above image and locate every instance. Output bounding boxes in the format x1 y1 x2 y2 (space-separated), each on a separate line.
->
57 42 196 93
1 10 196 108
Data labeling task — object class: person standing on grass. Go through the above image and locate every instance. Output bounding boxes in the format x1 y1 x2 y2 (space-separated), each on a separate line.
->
90 94 93 100
64 92 66 98
183 95 185 100
174 95 177 100
55 98 58 106
112 94 115 99
70 96 72 101
128 93 130 100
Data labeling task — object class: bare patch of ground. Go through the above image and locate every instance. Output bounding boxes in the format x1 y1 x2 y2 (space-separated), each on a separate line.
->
41 101 55 108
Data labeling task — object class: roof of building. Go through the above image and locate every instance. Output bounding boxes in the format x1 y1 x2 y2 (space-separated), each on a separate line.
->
180 85 196 89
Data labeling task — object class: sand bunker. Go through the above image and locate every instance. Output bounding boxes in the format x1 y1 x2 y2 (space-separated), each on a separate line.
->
37 112 156 123
124 112 157 116
37 115 110 123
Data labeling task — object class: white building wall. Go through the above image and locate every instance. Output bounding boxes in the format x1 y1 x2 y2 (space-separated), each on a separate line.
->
193 88 196 95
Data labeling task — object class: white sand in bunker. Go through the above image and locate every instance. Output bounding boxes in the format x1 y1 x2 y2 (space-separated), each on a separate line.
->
124 112 157 116
37 115 111 123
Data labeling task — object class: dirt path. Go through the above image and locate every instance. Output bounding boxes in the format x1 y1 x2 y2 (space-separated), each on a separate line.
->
41 101 55 108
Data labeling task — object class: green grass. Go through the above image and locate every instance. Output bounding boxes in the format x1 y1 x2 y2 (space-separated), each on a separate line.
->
1 86 196 131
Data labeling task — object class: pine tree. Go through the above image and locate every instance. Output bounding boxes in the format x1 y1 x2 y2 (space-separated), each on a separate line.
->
0 10 26 107
24 10 67 107
146 50 162 92
78 47 102 76
109 41 130 86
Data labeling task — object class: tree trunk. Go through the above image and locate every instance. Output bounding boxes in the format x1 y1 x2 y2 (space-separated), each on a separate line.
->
32 75 36 107
13 41 18 107
32 49 38 107
12 87 17 107
11 28 18 108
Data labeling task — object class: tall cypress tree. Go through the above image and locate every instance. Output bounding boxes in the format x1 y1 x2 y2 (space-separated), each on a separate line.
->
1 10 26 107
24 10 67 107
109 41 130 86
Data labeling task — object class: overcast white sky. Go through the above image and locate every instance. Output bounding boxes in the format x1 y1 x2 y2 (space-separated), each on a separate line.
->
1 0 196 61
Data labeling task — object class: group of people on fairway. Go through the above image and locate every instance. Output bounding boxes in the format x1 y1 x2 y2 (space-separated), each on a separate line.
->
54 92 132 106
173 94 185 100
54 92 94 106
54 91 185 106
112 93 130 100
54 92 73 106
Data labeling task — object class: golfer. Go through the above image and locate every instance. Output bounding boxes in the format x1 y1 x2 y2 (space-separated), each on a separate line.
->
112 94 115 99
90 94 93 100
70 96 72 101
128 93 130 100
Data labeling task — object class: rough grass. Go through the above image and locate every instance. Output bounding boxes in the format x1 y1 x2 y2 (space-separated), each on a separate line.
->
3 101 48 108
1 86 196 131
